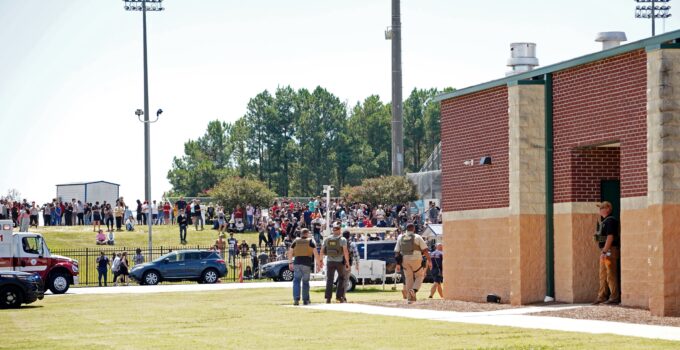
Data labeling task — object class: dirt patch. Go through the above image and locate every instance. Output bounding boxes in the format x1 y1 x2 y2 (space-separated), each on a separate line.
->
366 298 516 312
533 305 680 327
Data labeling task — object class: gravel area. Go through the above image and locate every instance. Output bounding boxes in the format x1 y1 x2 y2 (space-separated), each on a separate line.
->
367 298 516 312
533 305 680 327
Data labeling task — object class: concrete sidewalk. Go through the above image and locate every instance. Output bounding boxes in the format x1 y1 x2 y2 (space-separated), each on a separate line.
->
53 281 326 296
304 303 680 342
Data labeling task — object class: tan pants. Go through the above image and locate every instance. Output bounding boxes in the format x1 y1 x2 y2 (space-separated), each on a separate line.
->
403 259 425 292
597 247 620 302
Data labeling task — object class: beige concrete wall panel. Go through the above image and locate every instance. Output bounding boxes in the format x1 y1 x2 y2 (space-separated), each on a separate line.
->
442 208 509 221
647 204 680 316
553 213 574 302
509 214 546 305
553 211 599 303
570 213 600 303
621 196 647 211
443 217 511 303
620 206 649 309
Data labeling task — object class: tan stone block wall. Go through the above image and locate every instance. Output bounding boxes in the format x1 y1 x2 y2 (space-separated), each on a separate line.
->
509 214 546 305
508 84 546 216
443 216 511 303
647 48 680 317
554 205 599 303
620 198 650 309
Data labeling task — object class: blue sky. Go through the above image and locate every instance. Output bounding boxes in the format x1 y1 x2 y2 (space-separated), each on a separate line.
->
0 0 675 202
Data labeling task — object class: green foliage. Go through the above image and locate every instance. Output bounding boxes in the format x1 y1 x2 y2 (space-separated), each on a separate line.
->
167 86 450 197
404 88 443 172
342 176 418 205
167 121 234 196
210 177 276 211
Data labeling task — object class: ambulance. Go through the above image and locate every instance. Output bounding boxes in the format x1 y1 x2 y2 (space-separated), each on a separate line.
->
0 220 79 294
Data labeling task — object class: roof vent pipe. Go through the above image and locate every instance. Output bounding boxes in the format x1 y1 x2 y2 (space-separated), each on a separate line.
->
595 32 627 50
506 43 539 76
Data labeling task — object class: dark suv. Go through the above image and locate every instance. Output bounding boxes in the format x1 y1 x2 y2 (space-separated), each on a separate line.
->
0 271 44 308
130 250 228 285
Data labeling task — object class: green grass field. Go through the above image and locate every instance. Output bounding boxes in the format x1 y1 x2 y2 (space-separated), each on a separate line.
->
0 286 676 349
28 224 260 251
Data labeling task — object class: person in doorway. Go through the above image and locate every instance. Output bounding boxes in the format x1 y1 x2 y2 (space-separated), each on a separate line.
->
592 201 620 305
319 223 350 303
287 228 320 305
429 243 444 299
395 223 431 304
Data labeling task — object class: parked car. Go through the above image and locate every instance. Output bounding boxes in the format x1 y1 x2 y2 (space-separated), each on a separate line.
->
0 271 44 308
260 259 293 282
130 250 227 285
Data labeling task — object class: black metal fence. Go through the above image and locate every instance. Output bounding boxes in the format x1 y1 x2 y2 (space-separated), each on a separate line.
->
53 245 287 287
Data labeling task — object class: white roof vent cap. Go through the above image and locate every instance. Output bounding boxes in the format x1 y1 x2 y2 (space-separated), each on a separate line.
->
506 43 539 76
595 32 627 50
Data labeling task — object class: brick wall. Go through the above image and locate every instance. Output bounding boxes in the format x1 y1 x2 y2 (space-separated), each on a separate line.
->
565 147 620 202
440 86 509 212
553 50 647 202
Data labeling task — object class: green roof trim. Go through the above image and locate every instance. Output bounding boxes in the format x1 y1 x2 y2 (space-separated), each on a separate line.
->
434 29 680 102
508 79 545 86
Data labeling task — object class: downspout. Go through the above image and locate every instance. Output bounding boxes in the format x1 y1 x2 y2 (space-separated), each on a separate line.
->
544 73 555 300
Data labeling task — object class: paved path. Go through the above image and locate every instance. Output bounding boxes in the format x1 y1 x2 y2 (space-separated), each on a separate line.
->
52 281 326 296
303 303 680 342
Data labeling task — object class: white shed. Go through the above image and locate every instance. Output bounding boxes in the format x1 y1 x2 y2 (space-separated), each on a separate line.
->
56 181 120 205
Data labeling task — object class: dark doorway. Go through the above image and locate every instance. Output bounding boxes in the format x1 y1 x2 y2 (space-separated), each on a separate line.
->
600 180 620 220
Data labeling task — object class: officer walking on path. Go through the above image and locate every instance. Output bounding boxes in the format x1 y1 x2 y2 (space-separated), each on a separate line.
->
319 222 350 303
287 228 320 305
395 223 431 304
592 201 620 305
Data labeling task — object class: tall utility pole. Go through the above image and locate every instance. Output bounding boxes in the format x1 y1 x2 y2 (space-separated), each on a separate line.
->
386 0 404 176
124 0 165 260
635 0 672 36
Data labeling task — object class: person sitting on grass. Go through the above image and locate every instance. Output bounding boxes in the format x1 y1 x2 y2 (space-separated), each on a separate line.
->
96 230 107 245
107 230 115 245
125 215 135 231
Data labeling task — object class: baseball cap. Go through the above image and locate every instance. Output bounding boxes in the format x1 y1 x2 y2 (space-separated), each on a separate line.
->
596 201 612 210
332 222 341 229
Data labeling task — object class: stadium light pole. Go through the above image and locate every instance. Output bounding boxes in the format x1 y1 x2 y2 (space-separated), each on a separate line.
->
635 0 672 36
386 0 403 176
124 0 165 260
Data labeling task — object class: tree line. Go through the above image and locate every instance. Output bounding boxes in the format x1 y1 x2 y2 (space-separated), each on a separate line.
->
167 86 451 197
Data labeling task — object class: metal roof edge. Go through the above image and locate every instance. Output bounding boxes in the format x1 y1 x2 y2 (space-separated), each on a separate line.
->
56 180 120 187
434 29 680 102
